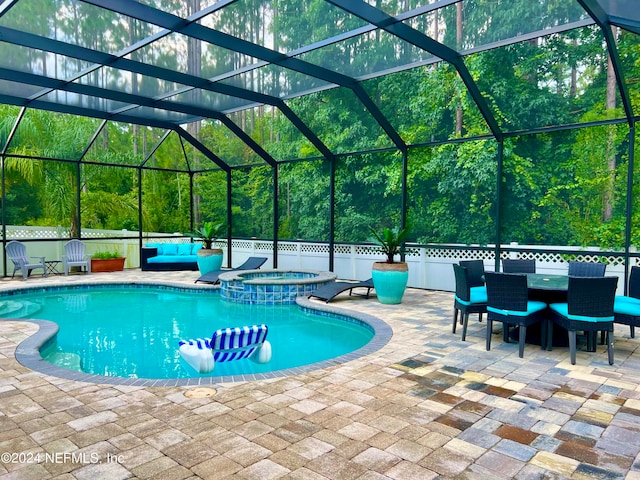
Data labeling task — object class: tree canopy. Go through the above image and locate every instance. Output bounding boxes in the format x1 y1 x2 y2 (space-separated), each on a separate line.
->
0 1 637 252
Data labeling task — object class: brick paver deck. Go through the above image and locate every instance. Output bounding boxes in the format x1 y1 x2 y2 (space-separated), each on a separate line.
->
1 270 639 479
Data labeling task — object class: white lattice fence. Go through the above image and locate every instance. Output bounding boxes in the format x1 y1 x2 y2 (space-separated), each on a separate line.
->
0 227 635 294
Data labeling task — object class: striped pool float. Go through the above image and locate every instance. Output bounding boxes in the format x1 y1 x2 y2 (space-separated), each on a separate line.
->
178 324 272 373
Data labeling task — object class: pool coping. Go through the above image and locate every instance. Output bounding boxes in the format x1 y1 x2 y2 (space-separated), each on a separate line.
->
219 269 337 285
5 280 393 387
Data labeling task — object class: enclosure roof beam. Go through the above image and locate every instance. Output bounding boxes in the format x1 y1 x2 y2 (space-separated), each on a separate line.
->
0 26 279 109
578 0 634 122
0 0 20 17
328 0 503 141
1 105 25 156
140 130 173 169
0 66 280 169
0 93 233 171
82 0 406 152
0 67 237 125
0 26 335 162
77 119 108 162
174 127 231 173
277 103 335 161
214 117 277 167
0 93 178 131
22 1 233 117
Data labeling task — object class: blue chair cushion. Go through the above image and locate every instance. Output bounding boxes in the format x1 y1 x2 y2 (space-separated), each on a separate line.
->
177 243 193 256
614 298 640 316
550 303 614 322
455 286 487 306
192 244 202 255
615 295 640 306
147 255 197 264
163 244 179 255
470 286 488 303
488 300 546 317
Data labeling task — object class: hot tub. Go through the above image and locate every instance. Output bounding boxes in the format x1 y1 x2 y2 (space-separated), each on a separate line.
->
219 269 337 304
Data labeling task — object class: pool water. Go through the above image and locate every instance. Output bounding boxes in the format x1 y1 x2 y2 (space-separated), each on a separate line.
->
0 286 374 379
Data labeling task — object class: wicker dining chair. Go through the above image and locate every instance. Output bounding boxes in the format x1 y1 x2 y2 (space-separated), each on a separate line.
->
548 276 618 365
459 260 485 288
567 261 606 277
452 264 487 341
613 265 640 338
502 258 536 274
484 272 547 357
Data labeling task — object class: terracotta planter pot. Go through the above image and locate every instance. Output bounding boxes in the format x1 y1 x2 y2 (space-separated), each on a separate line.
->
372 261 409 304
91 257 126 273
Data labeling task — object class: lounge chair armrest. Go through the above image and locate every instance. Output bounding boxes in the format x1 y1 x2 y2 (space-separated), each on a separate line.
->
31 256 46 263
141 247 158 270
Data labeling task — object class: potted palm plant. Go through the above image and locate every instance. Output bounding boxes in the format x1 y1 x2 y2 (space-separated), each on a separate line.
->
369 224 411 304
185 221 226 275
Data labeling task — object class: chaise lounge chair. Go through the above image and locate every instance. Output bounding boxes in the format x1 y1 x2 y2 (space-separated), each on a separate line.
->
178 324 272 373
194 256 268 284
308 278 375 303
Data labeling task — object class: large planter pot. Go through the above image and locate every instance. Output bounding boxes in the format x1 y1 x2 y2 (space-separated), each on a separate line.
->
371 261 409 304
91 257 126 273
197 248 223 274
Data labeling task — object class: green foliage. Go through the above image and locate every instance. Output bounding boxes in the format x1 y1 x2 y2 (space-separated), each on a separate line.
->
91 249 123 259
0 2 637 254
184 221 226 249
369 224 412 264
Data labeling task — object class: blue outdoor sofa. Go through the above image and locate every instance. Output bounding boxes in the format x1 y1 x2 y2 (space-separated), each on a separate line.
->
141 243 202 271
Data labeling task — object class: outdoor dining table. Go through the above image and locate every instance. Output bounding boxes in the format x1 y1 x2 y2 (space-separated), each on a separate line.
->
526 273 569 304
526 273 569 291
516 273 570 347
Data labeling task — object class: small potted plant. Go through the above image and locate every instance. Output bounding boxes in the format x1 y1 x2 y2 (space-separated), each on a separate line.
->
369 224 411 304
185 221 226 275
90 248 126 272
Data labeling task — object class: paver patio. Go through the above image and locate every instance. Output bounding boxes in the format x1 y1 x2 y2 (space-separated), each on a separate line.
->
1 269 640 479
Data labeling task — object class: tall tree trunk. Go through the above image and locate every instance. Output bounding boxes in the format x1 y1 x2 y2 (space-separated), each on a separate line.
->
433 5 438 40
570 38 577 97
603 26 617 221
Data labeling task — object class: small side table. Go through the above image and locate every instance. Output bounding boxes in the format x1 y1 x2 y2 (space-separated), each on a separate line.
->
45 260 62 276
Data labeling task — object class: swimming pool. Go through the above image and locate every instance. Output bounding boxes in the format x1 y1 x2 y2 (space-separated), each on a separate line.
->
0 283 391 385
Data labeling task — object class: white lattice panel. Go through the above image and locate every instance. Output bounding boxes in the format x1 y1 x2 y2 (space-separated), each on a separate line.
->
334 245 352 254
231 240 253 249
301 244 329 253
355 245 381 256
426 247 495 262
404 247 420 258
278 243 298 252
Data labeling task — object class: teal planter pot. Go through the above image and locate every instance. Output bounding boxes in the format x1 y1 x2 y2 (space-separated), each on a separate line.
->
196 249 223 274
372 262 409 304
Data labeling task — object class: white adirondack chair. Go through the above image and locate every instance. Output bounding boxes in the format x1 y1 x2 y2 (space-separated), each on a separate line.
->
5 240 47 280
62 239 92 275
